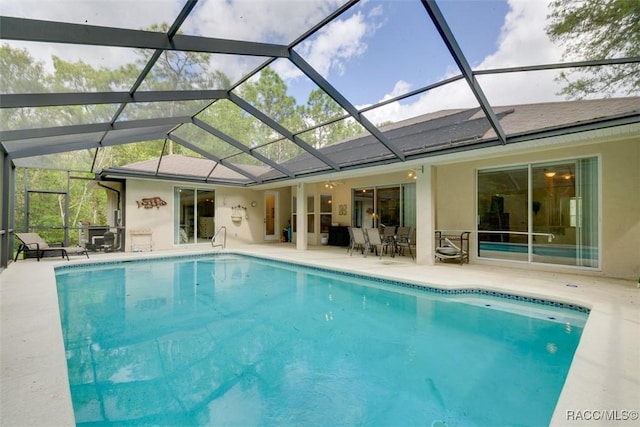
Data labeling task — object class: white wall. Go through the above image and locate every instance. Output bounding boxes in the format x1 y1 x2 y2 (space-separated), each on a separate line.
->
124 180 292 251
125 180 174 251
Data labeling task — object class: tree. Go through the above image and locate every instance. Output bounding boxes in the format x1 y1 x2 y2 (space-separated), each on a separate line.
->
546 0 640 98
303 89 362 148
0 44 48 129
239 67 304 162
130 23 231 155
304 89 344 148
50 56 127 126
194 99 255 158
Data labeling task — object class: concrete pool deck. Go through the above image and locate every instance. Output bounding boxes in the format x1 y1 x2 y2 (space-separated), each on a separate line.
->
1 244 638 426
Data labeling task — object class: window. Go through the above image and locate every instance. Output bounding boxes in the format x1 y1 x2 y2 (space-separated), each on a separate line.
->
292 196 297 233
477 158 598 267
307 195 314 233
320 194 332 233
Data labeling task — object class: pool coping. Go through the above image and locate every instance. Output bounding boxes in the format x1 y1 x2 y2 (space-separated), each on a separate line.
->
1 246 638 426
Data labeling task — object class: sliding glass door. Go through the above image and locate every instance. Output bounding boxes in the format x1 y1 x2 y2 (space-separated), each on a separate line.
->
477 167 528 261
174 187 215 245
352 184 416 229
478 158 599 268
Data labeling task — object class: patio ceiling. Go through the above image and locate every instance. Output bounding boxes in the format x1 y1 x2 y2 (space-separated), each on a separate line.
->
1 0 639 186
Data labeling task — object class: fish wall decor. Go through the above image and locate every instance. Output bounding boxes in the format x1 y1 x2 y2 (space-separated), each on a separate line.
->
136 197 167 209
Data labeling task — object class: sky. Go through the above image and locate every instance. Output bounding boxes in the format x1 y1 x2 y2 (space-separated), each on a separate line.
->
1 0 571 125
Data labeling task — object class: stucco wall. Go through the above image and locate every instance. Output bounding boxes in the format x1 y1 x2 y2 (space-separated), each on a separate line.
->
122 137 638 279
214 187 289 244
125 180 174 251
434 137 639 280
125 180 292 251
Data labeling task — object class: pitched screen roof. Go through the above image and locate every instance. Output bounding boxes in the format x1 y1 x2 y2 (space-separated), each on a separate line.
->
2 0 639 186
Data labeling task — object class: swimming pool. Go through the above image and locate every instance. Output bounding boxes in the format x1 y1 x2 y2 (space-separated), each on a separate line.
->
55 254 587 426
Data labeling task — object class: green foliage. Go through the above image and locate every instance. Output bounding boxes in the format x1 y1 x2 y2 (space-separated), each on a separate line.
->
546 0 640 98
13 168 107 245
2 24 367 239
195 100 255 152
1 41 365 170
304 89 364 148
0 44 48 129
240 67 304 133
94 140 166 170
0 44 47 94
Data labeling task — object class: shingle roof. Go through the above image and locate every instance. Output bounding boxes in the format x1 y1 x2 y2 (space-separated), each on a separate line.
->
109 153 271 184
111 97 639 184
256 97 639 181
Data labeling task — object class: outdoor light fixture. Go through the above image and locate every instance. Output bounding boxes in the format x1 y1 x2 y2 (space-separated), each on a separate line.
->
324 181 342 189
408 166 423 179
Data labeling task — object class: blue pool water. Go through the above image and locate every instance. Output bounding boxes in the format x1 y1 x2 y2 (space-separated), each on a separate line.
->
479 242 598 260
55 254 587 426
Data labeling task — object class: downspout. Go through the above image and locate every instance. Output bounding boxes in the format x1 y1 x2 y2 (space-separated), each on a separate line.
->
96 182 121 215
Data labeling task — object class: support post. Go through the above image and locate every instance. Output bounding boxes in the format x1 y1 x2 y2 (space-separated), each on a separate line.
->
1 153 15 268
416 164 435 265
296 183 307 250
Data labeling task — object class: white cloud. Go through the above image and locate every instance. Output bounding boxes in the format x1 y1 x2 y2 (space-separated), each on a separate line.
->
1 0 350 83
297 11 370 78
268 5 383 99
0 0 182 72
365 0 568 125
185 0 345 45
384 81 412 100
2 0 572 123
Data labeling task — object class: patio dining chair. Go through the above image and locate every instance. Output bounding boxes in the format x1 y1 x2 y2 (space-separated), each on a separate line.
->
396 227 416 259
349 227 368 256
364 227 391 258
14 232 89 261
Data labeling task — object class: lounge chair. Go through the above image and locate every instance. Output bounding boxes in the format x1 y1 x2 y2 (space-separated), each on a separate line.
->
14 232 89 261
349 227 368 256
435 231 470 264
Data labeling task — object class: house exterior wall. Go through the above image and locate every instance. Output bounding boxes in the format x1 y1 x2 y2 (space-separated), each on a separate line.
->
124 180 291 251
290 172 413 244
214 186 290 244
122 136 637 280
125 180 174 252
433 137 639 280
